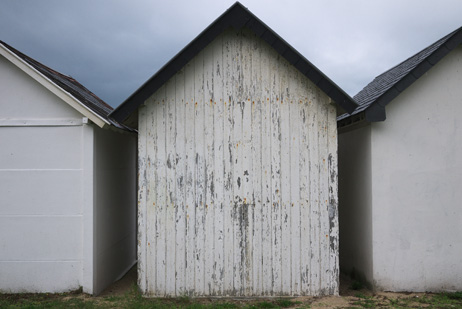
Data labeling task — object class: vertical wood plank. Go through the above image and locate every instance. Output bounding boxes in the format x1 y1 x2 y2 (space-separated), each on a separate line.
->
155 86 167 295
270 48 282 295
204 43 215 295
222 30 234 295
327 102 339 295
184 61 196 296
289 68 301 296
241 29 253 296
137 103 148 294
308 86 320 295
299 77 311 295
175 70 186 295
232 32 243 295
260 39 273 296
250 31 263 296
146 95 157 295
212 34 224 296
279 57 291 295
318 91 330 294
194 51 206 296
165 79 177 295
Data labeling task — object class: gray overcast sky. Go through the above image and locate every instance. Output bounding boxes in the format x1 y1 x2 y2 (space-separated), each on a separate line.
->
1 0 461 108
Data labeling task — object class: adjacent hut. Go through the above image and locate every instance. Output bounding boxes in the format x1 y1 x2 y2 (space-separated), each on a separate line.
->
337 26 462 292
0 41 137 295
111 2 356 296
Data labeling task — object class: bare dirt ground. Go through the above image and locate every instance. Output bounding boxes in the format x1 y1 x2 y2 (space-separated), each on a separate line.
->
95 266 445 308
3 266 460 308
98 265 138 297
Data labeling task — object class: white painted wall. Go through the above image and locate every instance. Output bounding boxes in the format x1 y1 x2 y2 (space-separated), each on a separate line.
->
339 45 462 292
138 28 339 297
0 54 83 120
0 55 85 293
371 45 462 292
0 52 137 294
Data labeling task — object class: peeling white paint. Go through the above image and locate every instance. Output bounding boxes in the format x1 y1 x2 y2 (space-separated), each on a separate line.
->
138 29 339 297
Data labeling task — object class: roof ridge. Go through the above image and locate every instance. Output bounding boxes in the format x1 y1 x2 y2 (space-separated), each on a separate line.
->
110 1 357 123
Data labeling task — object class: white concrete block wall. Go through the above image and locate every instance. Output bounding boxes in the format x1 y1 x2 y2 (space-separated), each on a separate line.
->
370 46 462 292
339 46 462 292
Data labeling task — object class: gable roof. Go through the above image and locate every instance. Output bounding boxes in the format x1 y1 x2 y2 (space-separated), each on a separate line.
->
110 1 357 123
338 26 462 125
0 40 127 130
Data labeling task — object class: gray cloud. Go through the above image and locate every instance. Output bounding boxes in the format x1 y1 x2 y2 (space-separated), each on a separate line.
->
1 0 461 107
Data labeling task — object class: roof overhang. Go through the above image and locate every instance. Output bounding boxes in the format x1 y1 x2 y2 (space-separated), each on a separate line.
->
338 26 462 129
110 1 357 123
0 42 110 128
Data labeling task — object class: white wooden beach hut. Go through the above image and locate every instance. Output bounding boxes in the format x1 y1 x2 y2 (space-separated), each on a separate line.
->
111 2 356 297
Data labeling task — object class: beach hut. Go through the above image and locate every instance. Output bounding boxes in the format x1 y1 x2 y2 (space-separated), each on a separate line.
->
111 2 356 296
0 41 137 295
337 26 462 292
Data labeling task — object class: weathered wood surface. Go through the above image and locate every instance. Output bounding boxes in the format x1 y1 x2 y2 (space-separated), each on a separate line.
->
138 28 339 297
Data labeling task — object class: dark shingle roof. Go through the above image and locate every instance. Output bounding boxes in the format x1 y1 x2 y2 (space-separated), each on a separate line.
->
338 26 462 123
0 40 121 127
110 1 357 123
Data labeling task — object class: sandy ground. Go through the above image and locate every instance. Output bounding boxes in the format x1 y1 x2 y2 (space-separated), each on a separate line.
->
98 265 138 297
97 265 429 308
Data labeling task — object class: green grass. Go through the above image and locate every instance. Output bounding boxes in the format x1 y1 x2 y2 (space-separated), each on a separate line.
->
352 293 376 308
347 291 462 308
0 296 98 309
415 292 462 307
2 286 462 309
0 288 305 309
0 295 304 309
275 298 301 308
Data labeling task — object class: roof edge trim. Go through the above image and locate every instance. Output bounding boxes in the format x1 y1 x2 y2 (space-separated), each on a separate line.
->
111 1 357 123
365 104 386 122
0 42 109 128
347 26 462 123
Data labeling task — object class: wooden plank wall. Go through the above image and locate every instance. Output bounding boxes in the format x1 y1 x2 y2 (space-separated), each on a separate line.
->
138 28 339 297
